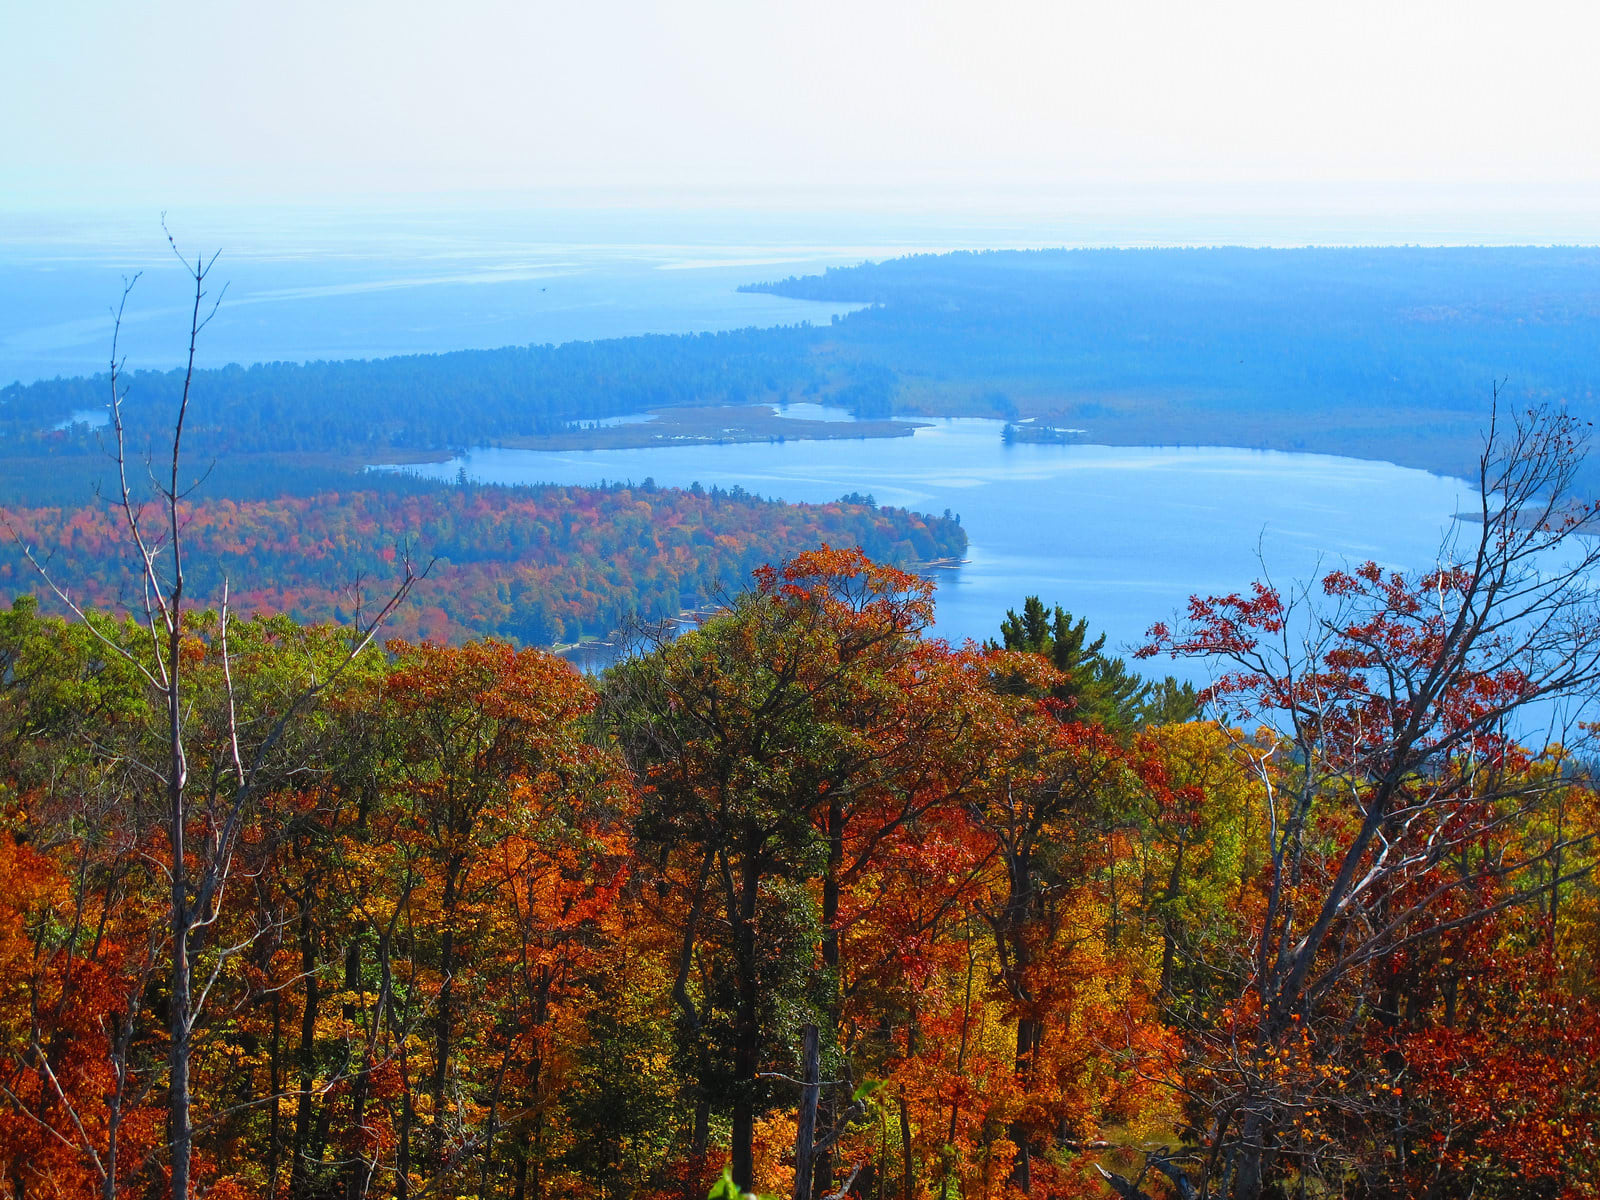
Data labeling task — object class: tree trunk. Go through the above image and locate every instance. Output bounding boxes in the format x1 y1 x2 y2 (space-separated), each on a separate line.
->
430 863 463 1164
792 1025 821 1200
343 941 372 1200
899 1091 914 1200
732 1045 758 1191
692 1093 711 1159
168 754 192 1200
291 897 321 1197
511 1126 531 1200
397 1086 414 1200
815 796 843 1199
1009 1016 1041 1193
1158 843 1187 999
732 849 762 1192
268 991 283 1199
1231 1123 1265 1200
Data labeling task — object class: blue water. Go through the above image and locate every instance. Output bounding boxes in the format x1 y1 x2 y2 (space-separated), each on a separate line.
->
384 416 1476 678
0 209 901 384
12 198 1600 387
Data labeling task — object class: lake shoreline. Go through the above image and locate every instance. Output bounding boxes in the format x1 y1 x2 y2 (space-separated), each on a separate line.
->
358 393 1489 487
359 404 926 466
499 404 926 451
382 418 1477 677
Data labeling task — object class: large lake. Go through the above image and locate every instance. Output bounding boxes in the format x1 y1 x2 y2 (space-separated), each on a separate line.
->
14 197 1599 386
19 200 1568 386
391 411 1476 675
0 226 869 385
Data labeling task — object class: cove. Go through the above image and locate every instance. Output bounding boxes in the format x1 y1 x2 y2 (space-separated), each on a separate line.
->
386 414 1476 676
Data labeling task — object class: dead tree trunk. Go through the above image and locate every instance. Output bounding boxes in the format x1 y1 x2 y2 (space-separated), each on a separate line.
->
19 230 420 1200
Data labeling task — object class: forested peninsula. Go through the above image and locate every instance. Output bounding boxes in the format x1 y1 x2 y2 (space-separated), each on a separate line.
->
0 482 964 645
8 246 1600 495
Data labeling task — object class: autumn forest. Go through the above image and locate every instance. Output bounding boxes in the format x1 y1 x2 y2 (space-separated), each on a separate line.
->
3 393 1600 1200
12 0 1600 1192
0 483 966 648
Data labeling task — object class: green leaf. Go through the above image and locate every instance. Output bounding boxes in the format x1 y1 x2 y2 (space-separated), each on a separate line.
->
708 1167 744 1200
852 1078 886 1103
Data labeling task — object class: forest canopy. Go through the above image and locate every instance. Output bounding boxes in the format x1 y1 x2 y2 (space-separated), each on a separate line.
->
0 481 966 646
1 524 1596 1199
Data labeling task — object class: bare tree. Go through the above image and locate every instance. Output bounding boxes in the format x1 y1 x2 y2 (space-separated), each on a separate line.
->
18 228 420 1200
1137 398 1600 1198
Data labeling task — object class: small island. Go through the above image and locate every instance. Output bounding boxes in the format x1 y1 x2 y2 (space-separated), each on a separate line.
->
1002 419 1089 444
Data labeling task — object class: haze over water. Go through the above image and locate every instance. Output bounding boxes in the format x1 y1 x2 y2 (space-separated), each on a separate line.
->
0 209 897 385
9 192 1598 387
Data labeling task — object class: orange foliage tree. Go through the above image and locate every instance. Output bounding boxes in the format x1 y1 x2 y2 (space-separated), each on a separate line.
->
1137 403 1600 1199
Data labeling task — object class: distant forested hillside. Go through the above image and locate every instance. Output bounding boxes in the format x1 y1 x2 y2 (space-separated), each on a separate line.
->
7 246 1600 492
745 245 1600 480
0 481 965 645
0 325 838 466
752 246 1600 405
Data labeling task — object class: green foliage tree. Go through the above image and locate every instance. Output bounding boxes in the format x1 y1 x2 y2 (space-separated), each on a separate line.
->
996 596 1197 731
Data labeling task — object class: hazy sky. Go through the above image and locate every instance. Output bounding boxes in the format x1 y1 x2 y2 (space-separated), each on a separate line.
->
6 0 1600 213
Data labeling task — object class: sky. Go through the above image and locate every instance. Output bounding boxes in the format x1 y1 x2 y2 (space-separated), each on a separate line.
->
5 0 1600 229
